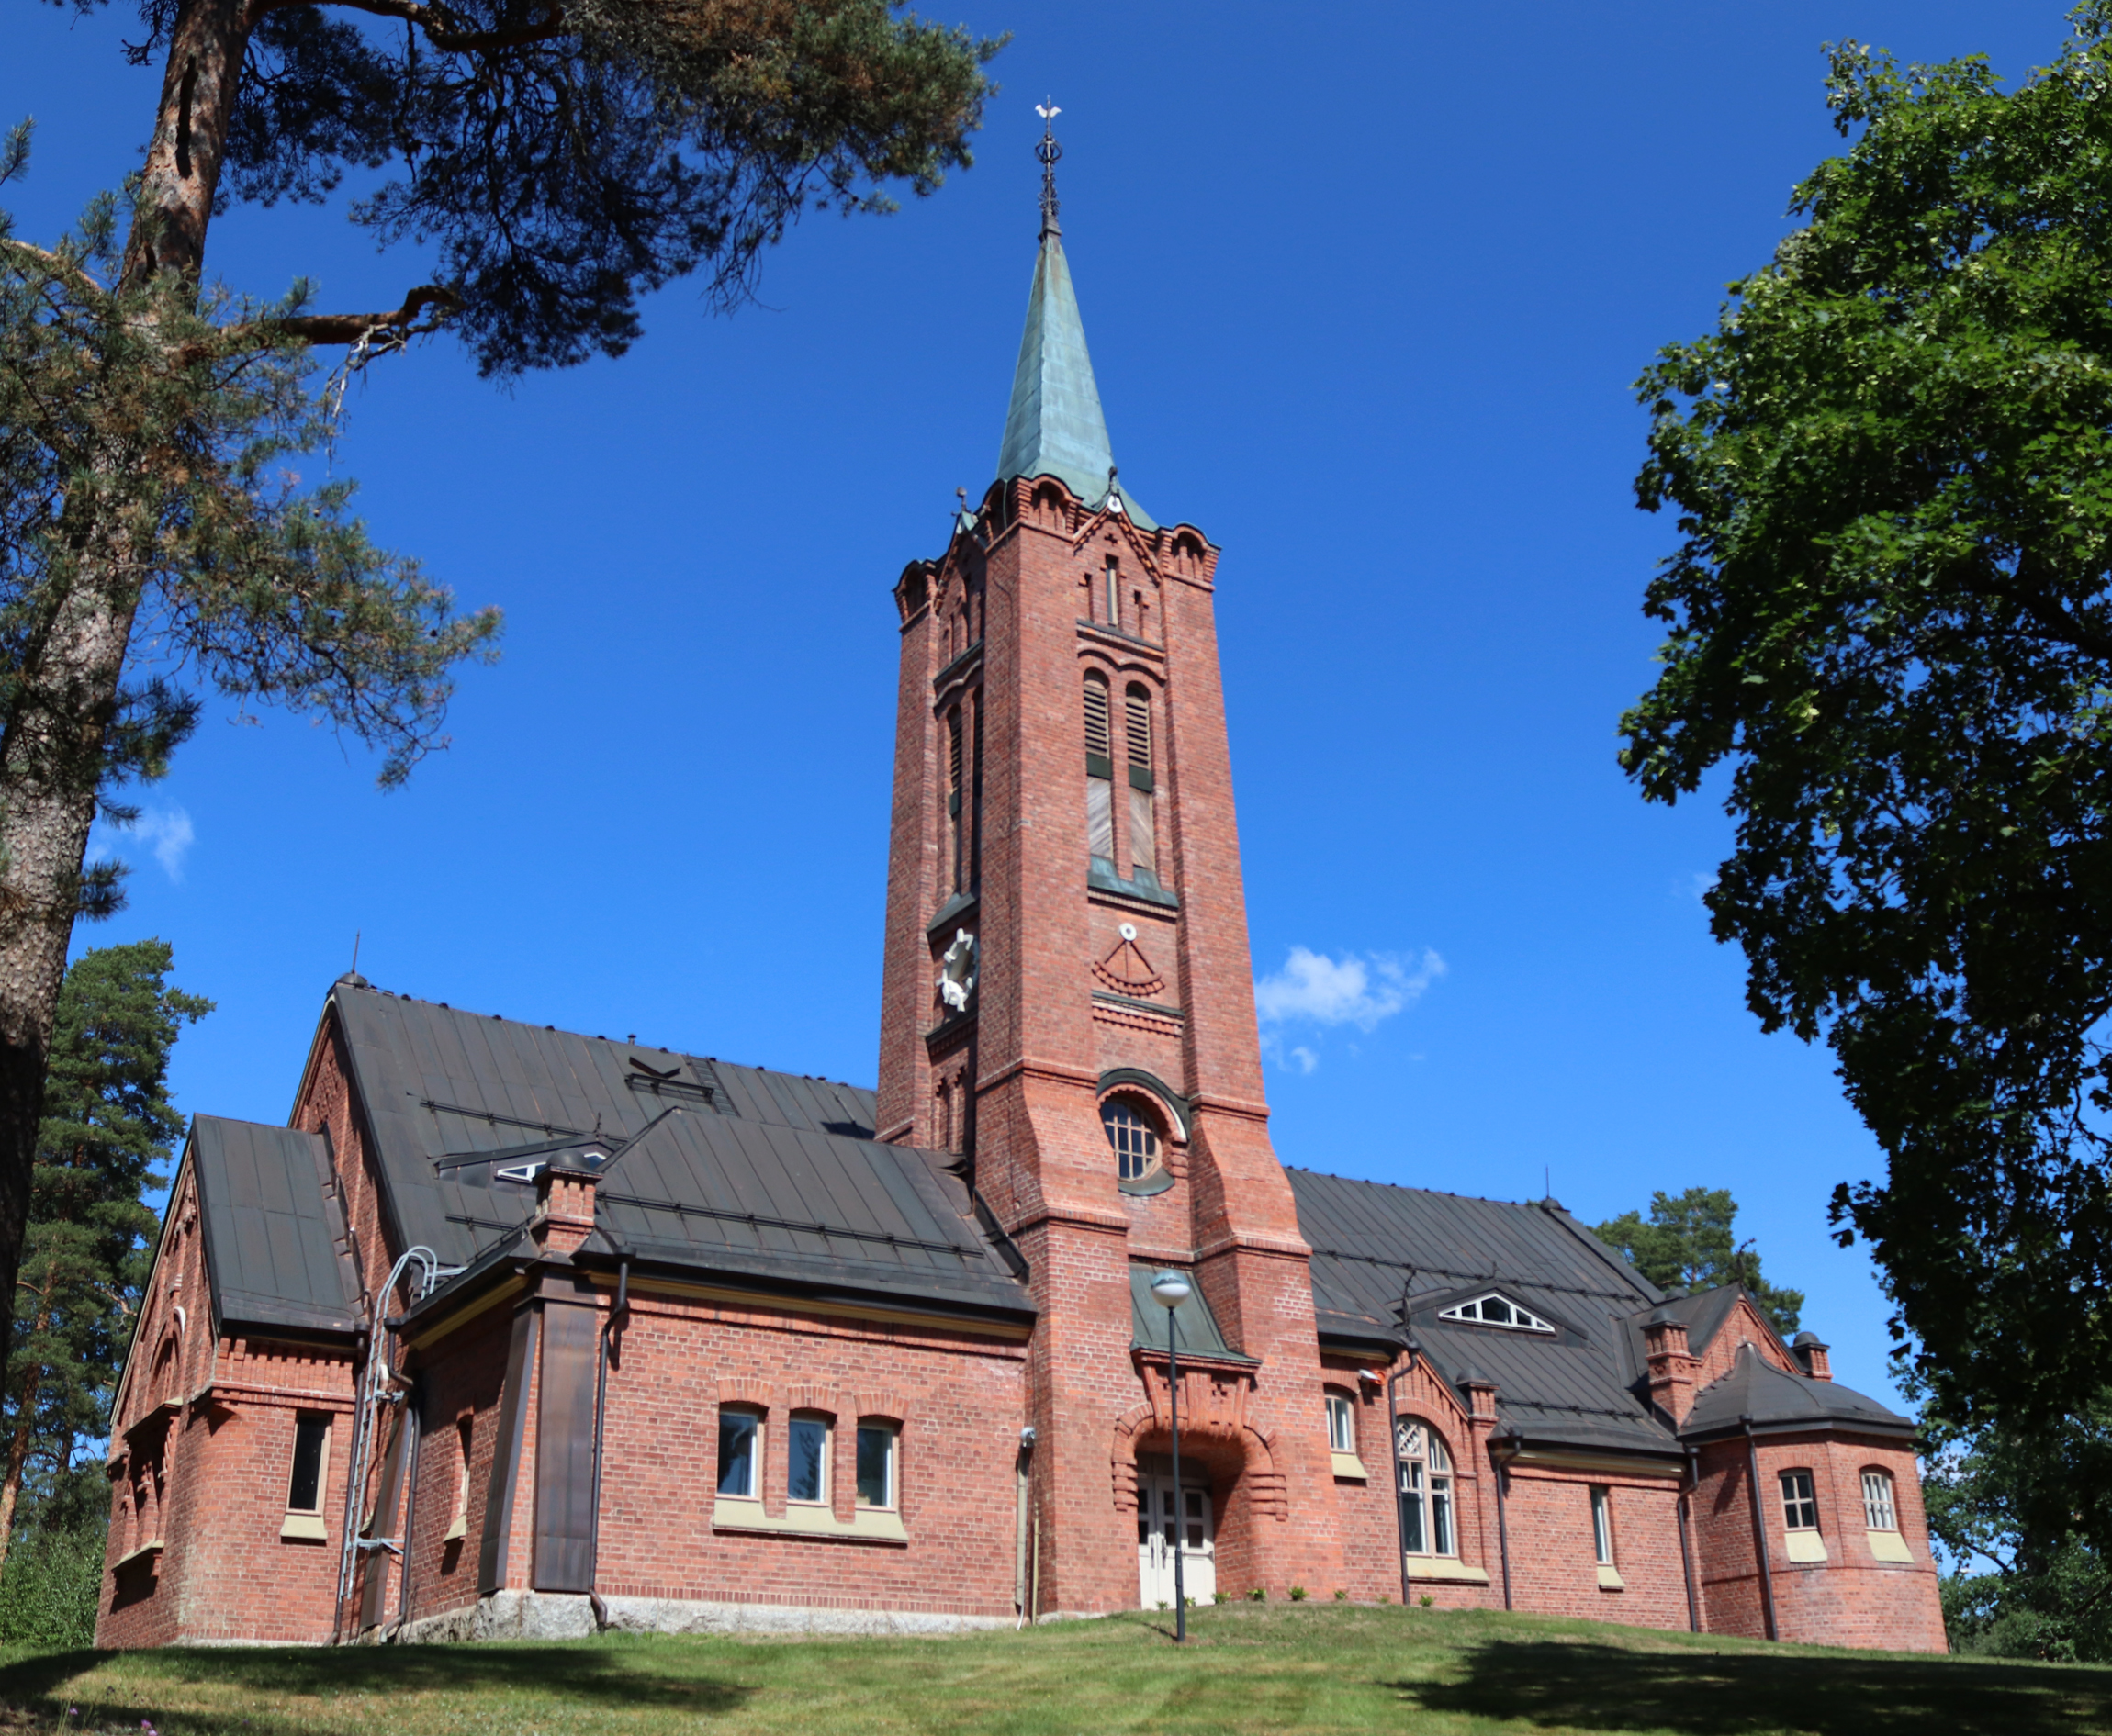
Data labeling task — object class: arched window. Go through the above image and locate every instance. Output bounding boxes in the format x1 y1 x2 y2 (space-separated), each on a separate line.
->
1861 1466 1913 1562
1780 1468 1827 1562
1084 673 1115 864
1101 1096 1162 1182
1125 685 1155 879
1395 1420 1455 1557
1325 1391 1356 1454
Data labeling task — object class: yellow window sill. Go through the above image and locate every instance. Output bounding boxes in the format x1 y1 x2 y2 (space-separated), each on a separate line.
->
114 1540 164 1568
712 1498 907 1544
442 1517 467 1543
1405 1559 1489 1585
1784 1529 1827 1564
280 1513 327 1541
1596 1563 1625 1591
1867 1529 1913 1563
1330 1451 1369 1482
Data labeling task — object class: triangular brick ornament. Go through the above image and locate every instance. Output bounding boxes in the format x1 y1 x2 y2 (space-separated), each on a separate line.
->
1093 923 1164 996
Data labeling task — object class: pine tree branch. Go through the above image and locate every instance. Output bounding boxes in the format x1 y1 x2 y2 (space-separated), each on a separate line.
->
294 0 566 53
201 285 460 355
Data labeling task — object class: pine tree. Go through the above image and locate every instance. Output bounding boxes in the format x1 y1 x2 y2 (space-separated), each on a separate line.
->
1591 1188 1803 1338
0 940 208 1570
0 0 1000 1392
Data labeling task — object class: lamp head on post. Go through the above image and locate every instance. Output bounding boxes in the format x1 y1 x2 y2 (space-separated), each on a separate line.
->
1150 1270 1192 1312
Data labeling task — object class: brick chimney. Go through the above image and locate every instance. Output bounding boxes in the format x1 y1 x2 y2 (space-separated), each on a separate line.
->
1458 1365 1499 1423
1644 1307 1700 1426
532 1159 601 1257
1792 1331 1833 1381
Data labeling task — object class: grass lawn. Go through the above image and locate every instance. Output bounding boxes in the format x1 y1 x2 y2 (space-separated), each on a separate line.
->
0 1604 2103 1736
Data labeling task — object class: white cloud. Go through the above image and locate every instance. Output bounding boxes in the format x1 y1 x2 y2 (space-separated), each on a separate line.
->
1289 1046 1319 1075
95 805 196 882
1253 946 1445 1033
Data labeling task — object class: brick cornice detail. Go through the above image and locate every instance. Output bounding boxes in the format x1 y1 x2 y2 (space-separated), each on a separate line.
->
1192 1232 1313 1263
973 1057 1099 1095
1002 1204 1130 1238
1186 1092 1273 1124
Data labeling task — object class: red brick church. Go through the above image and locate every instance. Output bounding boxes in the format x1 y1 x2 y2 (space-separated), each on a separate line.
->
96 139 1948 1652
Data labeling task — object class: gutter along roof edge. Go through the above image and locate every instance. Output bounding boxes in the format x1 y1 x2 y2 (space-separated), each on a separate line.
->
398 1232 1038 1341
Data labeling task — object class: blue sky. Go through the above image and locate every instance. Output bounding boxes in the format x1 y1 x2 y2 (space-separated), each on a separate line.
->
2 2 2066 1411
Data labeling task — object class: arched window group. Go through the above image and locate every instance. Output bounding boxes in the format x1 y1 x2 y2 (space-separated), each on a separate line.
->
1396 1419 1455 1558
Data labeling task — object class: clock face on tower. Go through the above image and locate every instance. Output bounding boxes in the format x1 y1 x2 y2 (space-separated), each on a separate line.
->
938 929 978 1014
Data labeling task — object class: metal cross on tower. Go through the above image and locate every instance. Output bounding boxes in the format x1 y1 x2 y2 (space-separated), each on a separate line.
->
1036 101 1062 235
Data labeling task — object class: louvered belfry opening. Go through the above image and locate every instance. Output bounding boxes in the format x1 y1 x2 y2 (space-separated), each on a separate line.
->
1084 672 1115 863
1125 684 1155 876
948 707 966 892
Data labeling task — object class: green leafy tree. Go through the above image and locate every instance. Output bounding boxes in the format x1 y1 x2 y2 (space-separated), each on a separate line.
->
1590 1188 1803 1336
0 940 209 1571
1921 1398 2112 1663
1619 6 2112 1547
0 0 1000 1390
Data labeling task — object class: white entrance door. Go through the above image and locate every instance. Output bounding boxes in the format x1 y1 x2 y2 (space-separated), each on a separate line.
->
1136 1469 1215 1608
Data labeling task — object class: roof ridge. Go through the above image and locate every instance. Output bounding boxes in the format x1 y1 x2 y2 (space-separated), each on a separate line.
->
333 980 874 1095
1284 1163 1562 1214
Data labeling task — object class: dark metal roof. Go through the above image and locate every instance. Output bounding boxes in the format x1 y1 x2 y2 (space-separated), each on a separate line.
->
1680 1342 1915 1442
1127 1265 1244 1360
1287 1168 1679 1455
189 1115 361 1335
329 986 1027 1320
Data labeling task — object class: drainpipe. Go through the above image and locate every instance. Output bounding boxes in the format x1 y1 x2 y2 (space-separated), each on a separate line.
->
1491 1430 1515 1612
395 1374 423 1632
1742 1416 1778 1641
1385 1361 1410 1609
1676 1443 1700 1634
588 1251 633 1629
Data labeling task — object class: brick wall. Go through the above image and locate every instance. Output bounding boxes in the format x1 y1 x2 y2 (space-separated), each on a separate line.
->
1692 1431 1945 1651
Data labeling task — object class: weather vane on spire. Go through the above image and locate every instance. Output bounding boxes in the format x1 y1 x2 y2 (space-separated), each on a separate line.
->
1036 101 1062 235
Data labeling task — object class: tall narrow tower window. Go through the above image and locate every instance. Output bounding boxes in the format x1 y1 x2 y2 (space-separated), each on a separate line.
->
1104 557 1119 629
1126 685 1155 878
1084 673 1115 863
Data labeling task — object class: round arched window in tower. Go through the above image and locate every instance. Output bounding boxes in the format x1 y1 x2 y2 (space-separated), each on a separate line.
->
1102 1097 1162 1182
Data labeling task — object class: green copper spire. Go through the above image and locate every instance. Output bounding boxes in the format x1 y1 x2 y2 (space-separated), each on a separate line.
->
995 109 1155 530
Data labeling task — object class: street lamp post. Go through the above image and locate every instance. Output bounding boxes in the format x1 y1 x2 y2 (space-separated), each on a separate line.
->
1149 1269 1193 1642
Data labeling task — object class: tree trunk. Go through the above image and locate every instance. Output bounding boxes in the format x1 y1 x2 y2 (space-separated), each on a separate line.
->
0 1292 52 1575
0 0 252 1381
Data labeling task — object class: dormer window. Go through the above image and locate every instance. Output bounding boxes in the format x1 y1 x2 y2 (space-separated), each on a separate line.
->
1439 1293 1555 1333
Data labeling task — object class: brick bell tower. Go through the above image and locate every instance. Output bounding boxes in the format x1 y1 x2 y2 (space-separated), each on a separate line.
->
877 118 1344 1611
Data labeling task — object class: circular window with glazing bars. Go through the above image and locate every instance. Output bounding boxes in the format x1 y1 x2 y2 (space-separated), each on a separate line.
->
1101 1098 1161 1181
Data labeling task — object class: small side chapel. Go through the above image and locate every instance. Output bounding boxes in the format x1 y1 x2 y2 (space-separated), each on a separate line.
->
98 132 1948 1652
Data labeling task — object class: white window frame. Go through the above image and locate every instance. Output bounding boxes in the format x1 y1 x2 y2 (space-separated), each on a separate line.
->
787 1412 832 1506
1437 1292 1556 1334
1590 1485 1614 1565
1326 1393 1355 1455
855 1422 897 1511
717 1407 763 1502
1861 1469 1898 1531
1394 1419 1458 1560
